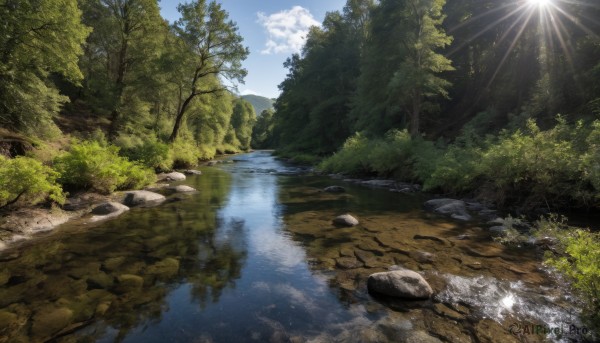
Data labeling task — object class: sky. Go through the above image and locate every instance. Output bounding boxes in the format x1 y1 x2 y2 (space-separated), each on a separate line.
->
160 0 346 99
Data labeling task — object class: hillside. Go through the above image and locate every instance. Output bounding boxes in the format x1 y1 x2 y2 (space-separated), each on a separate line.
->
241 94 274 116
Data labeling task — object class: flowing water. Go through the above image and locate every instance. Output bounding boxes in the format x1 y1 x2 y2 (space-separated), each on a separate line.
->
0 151 591 342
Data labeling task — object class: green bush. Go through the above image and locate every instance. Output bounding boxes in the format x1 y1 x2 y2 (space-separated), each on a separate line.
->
0 156 65 207
54 140 155 194
536 215 600 328
318 133 373 175
170 139 202 168
115 134 173 171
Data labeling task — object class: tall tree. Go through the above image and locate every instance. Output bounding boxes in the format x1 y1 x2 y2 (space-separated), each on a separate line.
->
0 0 90 133
389 0 454 137
79 0 163 138
168 0 248 142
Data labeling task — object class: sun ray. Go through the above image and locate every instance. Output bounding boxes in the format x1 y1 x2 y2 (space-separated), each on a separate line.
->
448 3 516 33
447 4 528 57
550 2 600 38
486 9 536 88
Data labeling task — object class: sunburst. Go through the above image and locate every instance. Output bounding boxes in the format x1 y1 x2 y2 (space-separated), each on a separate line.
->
447 0 599 90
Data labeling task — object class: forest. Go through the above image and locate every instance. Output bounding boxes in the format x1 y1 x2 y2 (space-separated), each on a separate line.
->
263 0 600 212
1 0 600 339
1 0 256 206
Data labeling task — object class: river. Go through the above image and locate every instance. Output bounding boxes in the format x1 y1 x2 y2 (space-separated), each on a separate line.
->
0 151 589 342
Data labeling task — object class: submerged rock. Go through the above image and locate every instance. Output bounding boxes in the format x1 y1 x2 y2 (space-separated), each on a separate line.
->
122 190 166 207
367 269 433 299
157 172 186 182
424 198 472 221
324 185 346 193
31 306 74 339
168 185 197 193
333 214 359 227
183 169 202 175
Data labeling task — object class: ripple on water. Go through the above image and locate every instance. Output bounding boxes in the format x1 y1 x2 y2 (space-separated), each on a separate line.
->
436 273 583 341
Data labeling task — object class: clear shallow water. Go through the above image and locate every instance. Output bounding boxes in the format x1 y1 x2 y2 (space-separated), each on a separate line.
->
0 151 590 342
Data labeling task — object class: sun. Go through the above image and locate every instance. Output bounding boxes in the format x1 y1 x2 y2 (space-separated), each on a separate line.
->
528 0 552 7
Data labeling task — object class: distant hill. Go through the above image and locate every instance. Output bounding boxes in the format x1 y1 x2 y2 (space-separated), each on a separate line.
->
241 94 274 116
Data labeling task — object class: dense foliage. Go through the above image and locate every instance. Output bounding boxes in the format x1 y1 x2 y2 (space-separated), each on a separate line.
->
271 0 600 210
320 118 600 209
0 156 65 208
54 140 155 194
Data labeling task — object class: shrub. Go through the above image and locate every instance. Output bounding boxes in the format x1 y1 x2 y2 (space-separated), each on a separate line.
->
54 140 155 194
536 215 600 328
318 133 373 175
115 134 173 171
0 156 65 207
170 139 202 168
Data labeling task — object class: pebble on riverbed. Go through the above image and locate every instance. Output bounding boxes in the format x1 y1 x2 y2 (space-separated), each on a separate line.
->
333 214 359 227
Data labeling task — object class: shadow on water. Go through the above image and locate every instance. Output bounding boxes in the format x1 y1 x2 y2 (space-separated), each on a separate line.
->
0 151 592 343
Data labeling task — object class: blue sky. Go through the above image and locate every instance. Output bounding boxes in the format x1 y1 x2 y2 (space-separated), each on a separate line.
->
160 0 346 99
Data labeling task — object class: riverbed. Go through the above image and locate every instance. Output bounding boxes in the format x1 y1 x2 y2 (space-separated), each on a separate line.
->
0 151 587 342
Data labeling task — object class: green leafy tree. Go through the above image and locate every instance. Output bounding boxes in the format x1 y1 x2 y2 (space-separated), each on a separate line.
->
388 0 454 137
252 109 275 149
0 0 90 134
168 0 249 142
230 99 256 150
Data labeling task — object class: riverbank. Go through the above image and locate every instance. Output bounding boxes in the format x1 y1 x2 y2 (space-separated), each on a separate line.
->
0 168 209 252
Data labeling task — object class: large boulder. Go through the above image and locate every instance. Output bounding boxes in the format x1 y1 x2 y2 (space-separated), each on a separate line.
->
156 172 186 182
333 214 359 227
367 269 433 299
122 191 166 207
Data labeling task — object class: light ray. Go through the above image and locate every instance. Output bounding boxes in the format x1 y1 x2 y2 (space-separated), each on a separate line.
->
447 4 528 57
487 9 536 88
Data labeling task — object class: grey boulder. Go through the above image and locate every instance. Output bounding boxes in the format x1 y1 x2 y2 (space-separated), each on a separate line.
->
123 190 166 207
90 202 129 222
157 172 186 182
367 269 433 299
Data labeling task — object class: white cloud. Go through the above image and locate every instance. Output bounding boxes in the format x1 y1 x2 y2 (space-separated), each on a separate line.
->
257 6 320 55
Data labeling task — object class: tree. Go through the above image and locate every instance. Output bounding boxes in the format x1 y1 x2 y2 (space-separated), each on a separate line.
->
230 99 256 150
388 0 454 137
78 0 164 138
0 0 90 134
252 109 275 149
168 0 249 142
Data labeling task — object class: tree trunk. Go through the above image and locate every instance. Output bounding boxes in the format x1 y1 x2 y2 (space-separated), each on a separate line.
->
410 90 421 138
169 93 195 142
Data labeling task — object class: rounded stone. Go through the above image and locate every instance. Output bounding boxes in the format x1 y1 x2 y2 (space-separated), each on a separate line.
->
367 269 433 299
333 214 359 227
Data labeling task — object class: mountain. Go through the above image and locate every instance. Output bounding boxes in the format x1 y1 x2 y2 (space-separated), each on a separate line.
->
241 94 274 116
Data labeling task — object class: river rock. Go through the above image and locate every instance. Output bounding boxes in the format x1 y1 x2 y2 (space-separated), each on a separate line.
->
168 185 197 193
91 202 128 215
146 258 180 278
424 199 472 220
157 172 186 182
183 169 202 175
123 190 166 207
333 214 359 227
31 306 74 339
90 202 129 222
367 269 433 299
324 186 346 193
115 274 144 293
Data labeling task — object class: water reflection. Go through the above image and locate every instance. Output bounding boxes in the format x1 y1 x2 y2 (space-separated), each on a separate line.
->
0 151 589 343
